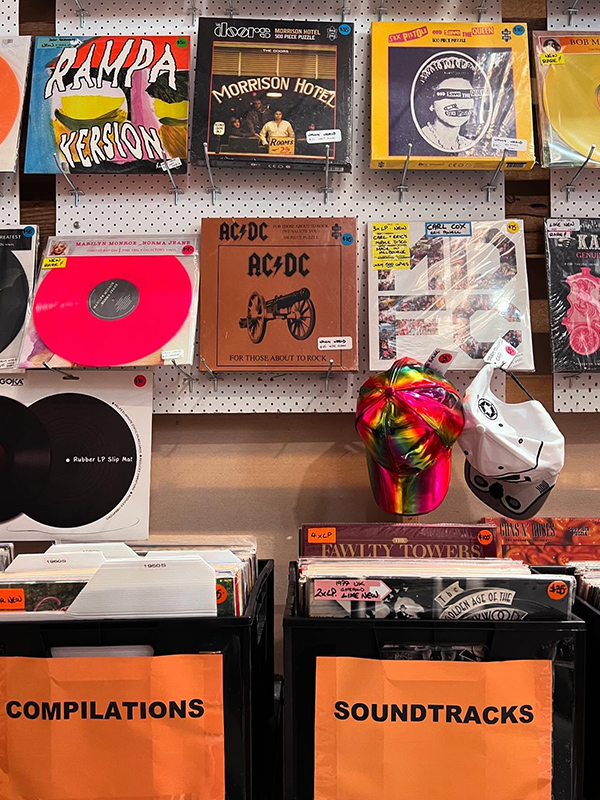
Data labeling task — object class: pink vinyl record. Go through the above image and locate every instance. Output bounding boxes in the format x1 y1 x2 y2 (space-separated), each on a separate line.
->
33 255 193 366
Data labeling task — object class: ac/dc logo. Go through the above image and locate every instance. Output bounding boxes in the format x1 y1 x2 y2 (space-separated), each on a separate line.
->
219 222 268 241
248 252 310 277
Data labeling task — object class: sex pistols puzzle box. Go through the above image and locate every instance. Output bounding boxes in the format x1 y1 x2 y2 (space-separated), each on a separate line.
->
192 19 353 172
25 36 190 174
199 218 358 372
371 22 535 170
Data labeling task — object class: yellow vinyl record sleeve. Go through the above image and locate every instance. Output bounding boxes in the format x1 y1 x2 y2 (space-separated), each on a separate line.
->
533 32 600 168
371 22 535 170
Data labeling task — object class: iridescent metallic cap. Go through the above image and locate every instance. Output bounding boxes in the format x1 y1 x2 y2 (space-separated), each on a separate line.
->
356 357 465 515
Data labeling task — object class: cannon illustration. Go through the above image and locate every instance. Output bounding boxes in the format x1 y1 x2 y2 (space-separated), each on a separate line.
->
563 267 600 356
239 288 316 344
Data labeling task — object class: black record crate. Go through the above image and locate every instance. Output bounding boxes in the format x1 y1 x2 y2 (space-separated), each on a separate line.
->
0 558 275 800
284 563 585 800
574 597 600 800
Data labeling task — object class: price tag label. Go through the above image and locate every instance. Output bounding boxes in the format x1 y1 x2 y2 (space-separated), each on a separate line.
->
0 588 25 611
42 257 67 269
371 222 410 269
484 337 517 369
425 348 460 375
308 527 337 543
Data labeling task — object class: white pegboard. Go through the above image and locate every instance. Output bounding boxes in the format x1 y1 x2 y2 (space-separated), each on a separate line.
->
553 373 600 412
55 0 507 413
547 0 600 30
0 1 21 226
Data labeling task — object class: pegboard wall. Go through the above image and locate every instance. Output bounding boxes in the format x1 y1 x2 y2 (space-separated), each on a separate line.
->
55 0 507 413
0 1 21 227
547 0 600 412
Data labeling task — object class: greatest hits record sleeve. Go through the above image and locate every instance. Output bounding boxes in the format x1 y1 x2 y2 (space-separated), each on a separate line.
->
533 32 600 168
199 217 358 372
0 226 38 370
0 371 152 541
368 219 534 371
545 218 600 372
192 19 353 172
371 22 535 170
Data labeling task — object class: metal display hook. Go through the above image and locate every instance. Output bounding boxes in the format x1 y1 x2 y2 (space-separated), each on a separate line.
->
563 144 596 201
200 357 219 391
321 359 335 392
203 142 222 206
160 148 184 206
321 144 333 205
376 0 387 20
482 148 508 202
171 360 200 393
474 0 487 21
566 0 579 26
188 1 199 26
53 154 84 207
73 0 88 27
227 0 237 17
338 0 350 21
396 143 413 202
43 362 80 380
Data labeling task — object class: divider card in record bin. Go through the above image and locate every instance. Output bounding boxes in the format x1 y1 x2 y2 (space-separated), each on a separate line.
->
487 517 600 565
370 22 535 170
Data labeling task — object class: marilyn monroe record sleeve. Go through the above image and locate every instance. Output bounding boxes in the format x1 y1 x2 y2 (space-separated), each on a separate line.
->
371 22 535 170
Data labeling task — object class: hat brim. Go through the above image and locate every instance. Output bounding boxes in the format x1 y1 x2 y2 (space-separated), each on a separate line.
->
365 448 452 515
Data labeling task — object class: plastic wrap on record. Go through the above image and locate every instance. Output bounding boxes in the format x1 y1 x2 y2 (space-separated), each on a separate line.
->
0 226 39 370
19 235 199 369
0 37 31 173
304 572 575 620
368 219 533 371
371 22 534 170
545 219 600 372
532 32 600 168
192 19 353 173
487 516 600 565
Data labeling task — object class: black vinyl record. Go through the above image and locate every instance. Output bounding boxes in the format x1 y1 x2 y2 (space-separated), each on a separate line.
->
22 393 138 528
0 396 51 523
0 248 28 353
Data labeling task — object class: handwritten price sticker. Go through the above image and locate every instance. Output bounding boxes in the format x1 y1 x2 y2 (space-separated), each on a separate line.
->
216 585 229 605
0 588 25 611
478 529 494 546
42 257 67 269
313 579 391 602
547 581 569 601
308 527 337 543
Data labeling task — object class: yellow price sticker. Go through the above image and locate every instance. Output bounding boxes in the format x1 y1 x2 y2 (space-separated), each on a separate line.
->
540 52 564 65
42 257 67 269
371 222 411 270
506 221 520 234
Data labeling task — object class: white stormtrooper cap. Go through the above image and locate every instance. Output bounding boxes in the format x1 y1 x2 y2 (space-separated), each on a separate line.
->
458 364 565 519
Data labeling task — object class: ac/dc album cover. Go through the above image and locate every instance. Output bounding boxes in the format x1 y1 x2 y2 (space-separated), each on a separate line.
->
0 226 38 370
0 371 152 540
19 235 199 369
192 19 353 172
0 37 31 172
25 36 190 175
199 218 358 372
545 218 600 372
533 32 600 168
300 523 497 558
371 22 535 170
368 219 534 370
487 516 600 564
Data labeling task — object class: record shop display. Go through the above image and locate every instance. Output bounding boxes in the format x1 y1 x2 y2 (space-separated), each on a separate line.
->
25 35 190 175
192 19 353 173
199 217 358 372
20 236 199 369
371 22 535 170
486 516 600 565
545 218 600 372
298 557 576 620
0 37 32 173
0 371 152 541
368 219 533 371
0 226 38 370
533 32 600 169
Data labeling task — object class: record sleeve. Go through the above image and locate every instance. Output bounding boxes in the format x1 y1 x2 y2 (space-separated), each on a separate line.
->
300 523 498 558
199 217 358 372
0 226 38 370
533 32 600 168
25 36 190 175
192 19 353 173
0 37 31 173
19 235 199 369
368 219 533 370
0 371 152 541
545 218 600 372
371 22 535 170
487 516 600 565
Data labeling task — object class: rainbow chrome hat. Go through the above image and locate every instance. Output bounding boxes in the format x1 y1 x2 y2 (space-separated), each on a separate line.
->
356 357 465 515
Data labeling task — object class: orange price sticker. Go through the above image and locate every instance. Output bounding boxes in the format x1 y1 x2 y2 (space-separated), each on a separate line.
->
308 527 337 543
0 588 25 611
477 529 494 546
547 580 569 601
216 585 228 605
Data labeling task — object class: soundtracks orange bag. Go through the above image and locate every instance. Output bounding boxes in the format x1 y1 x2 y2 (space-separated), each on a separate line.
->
0 654 225 799
315 657 553 800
